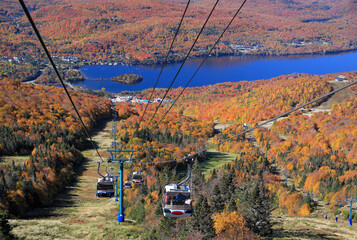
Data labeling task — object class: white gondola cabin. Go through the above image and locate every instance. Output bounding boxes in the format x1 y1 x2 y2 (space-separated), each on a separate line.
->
124 180 132 189
162 184 193 217
132 171 144 184
95 174 114 197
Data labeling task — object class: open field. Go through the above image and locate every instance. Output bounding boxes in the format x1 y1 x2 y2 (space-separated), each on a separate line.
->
0 155 29 167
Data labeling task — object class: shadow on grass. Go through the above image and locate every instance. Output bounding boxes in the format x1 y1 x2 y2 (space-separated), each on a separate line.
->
24 119 113 219
79 118 112 151
24 157 93 219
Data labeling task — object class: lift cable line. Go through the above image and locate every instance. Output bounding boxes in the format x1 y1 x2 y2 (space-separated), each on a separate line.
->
141 80 357 166
148 0 221 124
18 0 105 163
155 0 249 128
138 0 192 127
187 80 357 158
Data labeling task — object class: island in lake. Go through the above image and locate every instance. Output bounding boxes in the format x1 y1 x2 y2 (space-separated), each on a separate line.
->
86 73 144 85
110 74 143 85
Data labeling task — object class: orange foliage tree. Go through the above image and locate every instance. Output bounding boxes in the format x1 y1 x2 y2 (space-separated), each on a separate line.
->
213 211 256 239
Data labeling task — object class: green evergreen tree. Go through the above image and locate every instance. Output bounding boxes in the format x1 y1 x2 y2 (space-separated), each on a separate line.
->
155 194 163 217
191 159 205 195
160 166 172 186
0 210 18 240
158 217 176 238
189 194 215 239
139 181 148 195
239 177 273 236
210 184 225 213
220 168 236 202
331 177 341 192
210 169 216 179
226 197 237 212
0 170 6 202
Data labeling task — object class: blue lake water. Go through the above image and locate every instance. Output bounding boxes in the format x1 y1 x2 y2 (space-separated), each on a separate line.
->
77 51 357 93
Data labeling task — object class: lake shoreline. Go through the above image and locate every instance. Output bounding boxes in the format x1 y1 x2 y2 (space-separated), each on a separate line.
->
76 48 357 68
77 51 357 93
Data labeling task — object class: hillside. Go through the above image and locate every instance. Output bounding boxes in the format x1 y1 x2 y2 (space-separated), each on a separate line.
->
0 77 112 216
116 71 357 238
0 0 355 65
1 0 357 238
2 71 356 239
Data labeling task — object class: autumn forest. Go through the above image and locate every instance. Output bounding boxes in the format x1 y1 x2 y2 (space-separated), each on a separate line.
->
0 0 357 239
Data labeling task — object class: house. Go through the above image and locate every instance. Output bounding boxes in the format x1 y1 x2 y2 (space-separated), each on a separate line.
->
335 75 347 81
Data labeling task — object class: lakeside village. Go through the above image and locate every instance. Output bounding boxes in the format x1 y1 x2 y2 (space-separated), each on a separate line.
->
1 39 334 66
111 95 173 104
108 74 349 104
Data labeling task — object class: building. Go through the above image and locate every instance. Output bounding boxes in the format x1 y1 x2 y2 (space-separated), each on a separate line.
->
335 75 347 81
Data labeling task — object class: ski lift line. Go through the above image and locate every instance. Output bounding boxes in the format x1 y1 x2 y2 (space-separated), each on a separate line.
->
139 80 357 166
97 161 105 178
178 160 192 186
18 0 105 163
155 0 249 128
138 0 192 126
148 0 221 124
193 80 357 156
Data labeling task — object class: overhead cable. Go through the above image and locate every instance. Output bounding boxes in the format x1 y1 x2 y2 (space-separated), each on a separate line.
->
148 0 221 124
143 80 357 166
155 0 249 128
18 0 105 162
189 80 357 158
138 0 192 126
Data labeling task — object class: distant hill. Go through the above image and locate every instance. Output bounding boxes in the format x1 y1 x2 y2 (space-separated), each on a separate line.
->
0 0 355 64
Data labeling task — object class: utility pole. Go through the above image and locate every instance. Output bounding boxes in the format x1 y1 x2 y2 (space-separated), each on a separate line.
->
309 191 316 202
345 197 357 226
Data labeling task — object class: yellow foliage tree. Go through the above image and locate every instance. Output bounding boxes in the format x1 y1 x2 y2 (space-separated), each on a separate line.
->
299 203 311 216
212 211 256 240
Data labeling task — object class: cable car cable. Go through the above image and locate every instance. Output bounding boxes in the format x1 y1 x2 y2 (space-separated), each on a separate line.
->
141 80 357 166
138 0 192 127
186 80 357 159
155 0 249 128
148 0 221 124
18 0 105 162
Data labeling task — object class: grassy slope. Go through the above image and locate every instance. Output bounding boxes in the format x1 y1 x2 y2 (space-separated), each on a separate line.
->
10 119 146 240
272 203 357 240
9 117 357 239
198 148 239 177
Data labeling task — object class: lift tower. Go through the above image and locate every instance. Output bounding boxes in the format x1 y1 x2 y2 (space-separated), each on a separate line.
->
108 103 135 222
346 197 357 226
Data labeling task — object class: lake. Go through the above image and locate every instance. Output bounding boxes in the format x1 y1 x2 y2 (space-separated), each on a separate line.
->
78 51 357 93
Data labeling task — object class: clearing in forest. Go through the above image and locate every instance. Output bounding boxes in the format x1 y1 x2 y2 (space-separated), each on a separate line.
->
10 119 146 240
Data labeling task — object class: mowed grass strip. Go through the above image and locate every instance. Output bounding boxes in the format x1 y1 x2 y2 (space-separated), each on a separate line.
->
198 149 239 177
10 119 146 239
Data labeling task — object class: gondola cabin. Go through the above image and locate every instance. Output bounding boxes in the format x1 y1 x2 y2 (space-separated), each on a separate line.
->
124 180 132 189
132 171 144 184
162 184 193 217
95 174 114 197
